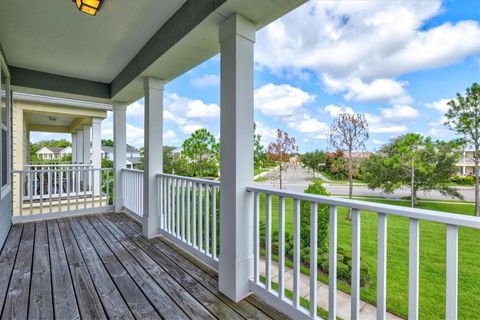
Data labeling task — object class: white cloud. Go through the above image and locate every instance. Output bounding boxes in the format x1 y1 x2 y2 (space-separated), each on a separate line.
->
101 114 144 146
164 110 187 125
165 93 219 119
256 1 480 102
164 130 176 140
370 125 408 134
255 83 315 117
255 122 277 146
181 124 203 134
190 74 220 88
426 98 451 114
380 105 419 121
126 100 144 119
373 139 384 145
288 115 329 134
324 104 354 117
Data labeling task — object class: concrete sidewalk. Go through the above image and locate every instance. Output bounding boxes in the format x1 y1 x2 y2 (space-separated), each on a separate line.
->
260 258 403 320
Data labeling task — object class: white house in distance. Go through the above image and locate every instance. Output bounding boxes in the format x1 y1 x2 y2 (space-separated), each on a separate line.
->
457 146 476 176
35 146 71 160
35 144 140 163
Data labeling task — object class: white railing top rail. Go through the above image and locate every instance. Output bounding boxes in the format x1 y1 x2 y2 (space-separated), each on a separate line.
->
24 163 93 167
121 168 144 174
14 167 112 174
247 185 480 229
157 172 220 186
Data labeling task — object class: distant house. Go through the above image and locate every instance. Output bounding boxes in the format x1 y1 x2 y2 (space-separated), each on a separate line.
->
126 157 142 170
100 145 140 161
35 146 70 160
456 146 476 176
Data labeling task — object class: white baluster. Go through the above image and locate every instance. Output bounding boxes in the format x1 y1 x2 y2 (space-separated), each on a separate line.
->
351 208 361 320
408 218 419 320
377 213 387 320
310 202 318 318
446 224 458 320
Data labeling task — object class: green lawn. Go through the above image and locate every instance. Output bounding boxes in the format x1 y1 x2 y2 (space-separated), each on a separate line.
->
254 166 276 176
319 170 364 184
258 194 479 319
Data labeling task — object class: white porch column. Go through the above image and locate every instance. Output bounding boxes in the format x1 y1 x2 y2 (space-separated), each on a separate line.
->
76 129 84 164
71 132 77 163
92 118 102 195
83 125 92 188
218 14 255 302
113 105 127 213
143 77 164 239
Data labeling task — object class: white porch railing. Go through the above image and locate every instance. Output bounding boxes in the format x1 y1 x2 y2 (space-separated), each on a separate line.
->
246 186 480 320
121 168 144 221
119 170 221 269
13 167 113 223
157 173 220 269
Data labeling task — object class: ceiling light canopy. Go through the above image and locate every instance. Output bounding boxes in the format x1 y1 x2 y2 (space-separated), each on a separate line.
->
73 0 103 16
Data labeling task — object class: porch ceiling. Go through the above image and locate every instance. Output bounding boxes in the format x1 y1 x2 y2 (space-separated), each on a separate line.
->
0 0 186 83
0 0 306 104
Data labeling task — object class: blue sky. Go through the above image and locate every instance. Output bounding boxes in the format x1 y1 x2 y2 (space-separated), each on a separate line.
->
33 0 480 153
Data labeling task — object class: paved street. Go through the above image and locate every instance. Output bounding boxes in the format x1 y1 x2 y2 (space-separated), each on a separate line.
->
256 165 475 202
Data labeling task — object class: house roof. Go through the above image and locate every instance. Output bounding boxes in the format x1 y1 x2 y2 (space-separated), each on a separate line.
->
101 146 139 153
126 157 142 165
36 146 66 154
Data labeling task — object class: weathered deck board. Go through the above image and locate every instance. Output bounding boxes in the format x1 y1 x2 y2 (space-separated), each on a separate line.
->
66 217 135 320
108 213 289 320
57 219 107 319
86 215 190 320
0 225 23 317
2 223 34 320
48 220 81 319
93 215 217 320
76 216 161 320
0 213 289 320
104 213 249 320
29 221 53 320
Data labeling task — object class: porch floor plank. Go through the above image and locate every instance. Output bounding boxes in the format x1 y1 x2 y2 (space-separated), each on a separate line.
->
0 212 290 320
0 224 23 317
1 223 34 320
29 221 53 320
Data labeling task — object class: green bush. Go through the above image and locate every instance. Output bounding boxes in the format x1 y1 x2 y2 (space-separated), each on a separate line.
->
300 182 330 249
451 175 475 185
263 238 371 286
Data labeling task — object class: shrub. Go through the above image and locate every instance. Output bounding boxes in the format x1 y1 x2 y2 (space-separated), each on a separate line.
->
300 182 330 249
451 175 475 185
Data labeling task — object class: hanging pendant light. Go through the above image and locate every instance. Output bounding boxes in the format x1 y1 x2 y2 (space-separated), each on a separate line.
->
73 0 103 16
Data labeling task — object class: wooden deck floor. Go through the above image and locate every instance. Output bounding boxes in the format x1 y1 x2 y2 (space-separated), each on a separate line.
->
0 212 288 320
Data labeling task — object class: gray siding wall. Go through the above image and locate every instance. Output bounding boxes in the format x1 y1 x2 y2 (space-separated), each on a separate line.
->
0 192 11 249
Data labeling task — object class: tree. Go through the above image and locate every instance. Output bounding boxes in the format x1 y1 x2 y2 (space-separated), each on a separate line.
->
302 150 327 174
329 113 369 218
182 128 219 177
266 129 297 189
254 123 266 169
300 182 330 249
445 82 480 216
101 139 114 147
362 134 463 207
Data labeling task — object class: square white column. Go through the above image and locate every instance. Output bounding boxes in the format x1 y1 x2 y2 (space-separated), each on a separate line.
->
76 129 84 164
92 118 102 195
218 13 256 302
143 77 164 239
113 104 127 212
83 125 91 165
71 132 77 164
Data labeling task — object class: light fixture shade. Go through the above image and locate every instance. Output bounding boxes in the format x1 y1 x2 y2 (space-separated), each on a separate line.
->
73 0 103 16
